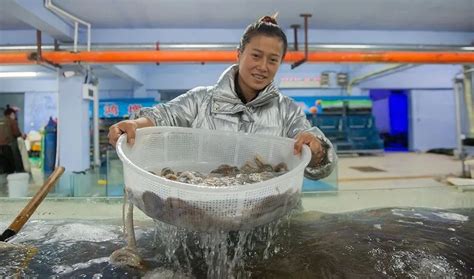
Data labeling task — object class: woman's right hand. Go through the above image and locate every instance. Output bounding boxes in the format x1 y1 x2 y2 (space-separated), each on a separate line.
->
108 120 138 147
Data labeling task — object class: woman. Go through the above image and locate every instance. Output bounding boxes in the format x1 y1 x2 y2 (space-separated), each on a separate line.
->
108 15 336 180
0 106 23 174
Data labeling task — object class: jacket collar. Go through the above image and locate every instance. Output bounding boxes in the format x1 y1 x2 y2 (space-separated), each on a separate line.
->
212 64 280 109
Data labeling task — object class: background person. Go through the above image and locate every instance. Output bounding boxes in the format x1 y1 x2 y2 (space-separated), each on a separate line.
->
0 105 23 174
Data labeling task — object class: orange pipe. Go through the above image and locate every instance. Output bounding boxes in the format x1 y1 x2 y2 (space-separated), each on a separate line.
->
305 52 474 63
47 50 238 63
0 52 31 64
1 50 474 64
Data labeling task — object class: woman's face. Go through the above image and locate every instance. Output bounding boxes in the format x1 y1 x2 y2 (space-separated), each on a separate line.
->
238 35 284 94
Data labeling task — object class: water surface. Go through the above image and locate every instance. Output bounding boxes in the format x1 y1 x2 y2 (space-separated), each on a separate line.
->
1 207 472 278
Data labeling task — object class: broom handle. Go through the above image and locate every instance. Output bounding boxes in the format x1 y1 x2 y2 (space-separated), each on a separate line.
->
7 167 64 234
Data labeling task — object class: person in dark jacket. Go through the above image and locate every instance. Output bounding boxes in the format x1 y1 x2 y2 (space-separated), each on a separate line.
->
0 105 24 173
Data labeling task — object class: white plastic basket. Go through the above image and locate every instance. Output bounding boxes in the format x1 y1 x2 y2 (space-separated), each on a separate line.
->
117 127 311 231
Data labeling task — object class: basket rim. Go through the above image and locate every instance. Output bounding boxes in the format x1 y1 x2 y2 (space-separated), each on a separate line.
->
116 126 312 193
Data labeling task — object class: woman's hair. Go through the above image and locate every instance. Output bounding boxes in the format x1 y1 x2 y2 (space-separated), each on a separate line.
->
4 104 16 116
238 14 288 60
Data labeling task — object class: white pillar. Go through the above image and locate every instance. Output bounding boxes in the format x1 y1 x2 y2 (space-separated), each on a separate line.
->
133 85 147 98
57 72 90 171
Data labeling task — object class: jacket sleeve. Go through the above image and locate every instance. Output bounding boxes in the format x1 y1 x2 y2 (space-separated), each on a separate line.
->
285 101 337 180
131 87 206 127
10 119 22 138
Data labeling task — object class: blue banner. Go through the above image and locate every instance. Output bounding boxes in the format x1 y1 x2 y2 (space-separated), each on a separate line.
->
91 98 158 118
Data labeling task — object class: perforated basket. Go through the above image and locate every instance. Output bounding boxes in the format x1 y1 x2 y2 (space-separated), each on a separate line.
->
117 127 311 231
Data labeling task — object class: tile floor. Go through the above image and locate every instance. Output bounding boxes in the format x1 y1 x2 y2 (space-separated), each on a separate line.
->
302 152 474 213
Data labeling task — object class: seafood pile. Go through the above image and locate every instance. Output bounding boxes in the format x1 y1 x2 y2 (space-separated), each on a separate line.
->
122 154 301 231
149 155 289 187
127 188 300 232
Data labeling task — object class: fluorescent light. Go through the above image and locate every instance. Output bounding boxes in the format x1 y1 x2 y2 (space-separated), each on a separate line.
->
0 72 38 78
321 44 371 49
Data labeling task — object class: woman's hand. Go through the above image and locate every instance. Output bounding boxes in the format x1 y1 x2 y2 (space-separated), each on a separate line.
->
294 132 325 167
108 120 138 147
108 117 155 147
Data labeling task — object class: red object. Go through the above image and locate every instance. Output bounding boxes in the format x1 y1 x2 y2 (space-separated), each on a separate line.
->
1 50 474 64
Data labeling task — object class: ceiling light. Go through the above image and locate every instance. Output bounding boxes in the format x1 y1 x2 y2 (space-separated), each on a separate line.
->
62 71 76 78
0 72 38 78
322 44 371 49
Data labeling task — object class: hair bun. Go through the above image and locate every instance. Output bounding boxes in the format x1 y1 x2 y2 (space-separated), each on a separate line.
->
259 15 278 25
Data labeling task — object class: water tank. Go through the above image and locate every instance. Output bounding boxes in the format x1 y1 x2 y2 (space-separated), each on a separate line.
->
43 117 57 175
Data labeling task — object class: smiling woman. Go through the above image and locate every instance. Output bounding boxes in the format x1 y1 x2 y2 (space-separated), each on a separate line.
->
236 15 287 103
106 15 337 268
236 36 283 103
108 14 337 179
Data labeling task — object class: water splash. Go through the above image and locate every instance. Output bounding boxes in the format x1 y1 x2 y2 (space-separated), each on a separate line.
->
433 212 469 222
44 223 119 244
52 257 110 275
152 213 292 278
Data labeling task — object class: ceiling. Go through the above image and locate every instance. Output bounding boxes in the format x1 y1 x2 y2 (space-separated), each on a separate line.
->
0 0 473 32
0 0 472 80
0 9 30 30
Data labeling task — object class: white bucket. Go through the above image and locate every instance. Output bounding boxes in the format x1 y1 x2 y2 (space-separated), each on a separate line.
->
7 172 30 197
466 160 474 179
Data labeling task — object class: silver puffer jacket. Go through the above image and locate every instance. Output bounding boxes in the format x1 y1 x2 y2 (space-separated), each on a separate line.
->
134 65 337 180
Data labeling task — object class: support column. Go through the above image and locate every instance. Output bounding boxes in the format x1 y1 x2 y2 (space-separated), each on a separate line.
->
133 85 147 98
57 72 90 172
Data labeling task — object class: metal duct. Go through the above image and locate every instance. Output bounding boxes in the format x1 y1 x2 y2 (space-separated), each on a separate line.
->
1 43 473 52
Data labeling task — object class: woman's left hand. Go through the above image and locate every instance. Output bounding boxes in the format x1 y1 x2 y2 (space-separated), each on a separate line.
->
294 132 325 167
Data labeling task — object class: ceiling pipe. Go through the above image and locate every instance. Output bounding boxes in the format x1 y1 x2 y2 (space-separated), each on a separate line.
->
35 30 42 64
291 14 312 69
290 24 300 51
54 39 60 51
347 64 413 93
1 50 474 64
30 30 60 70
44 0 91 51
1 43 473 52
